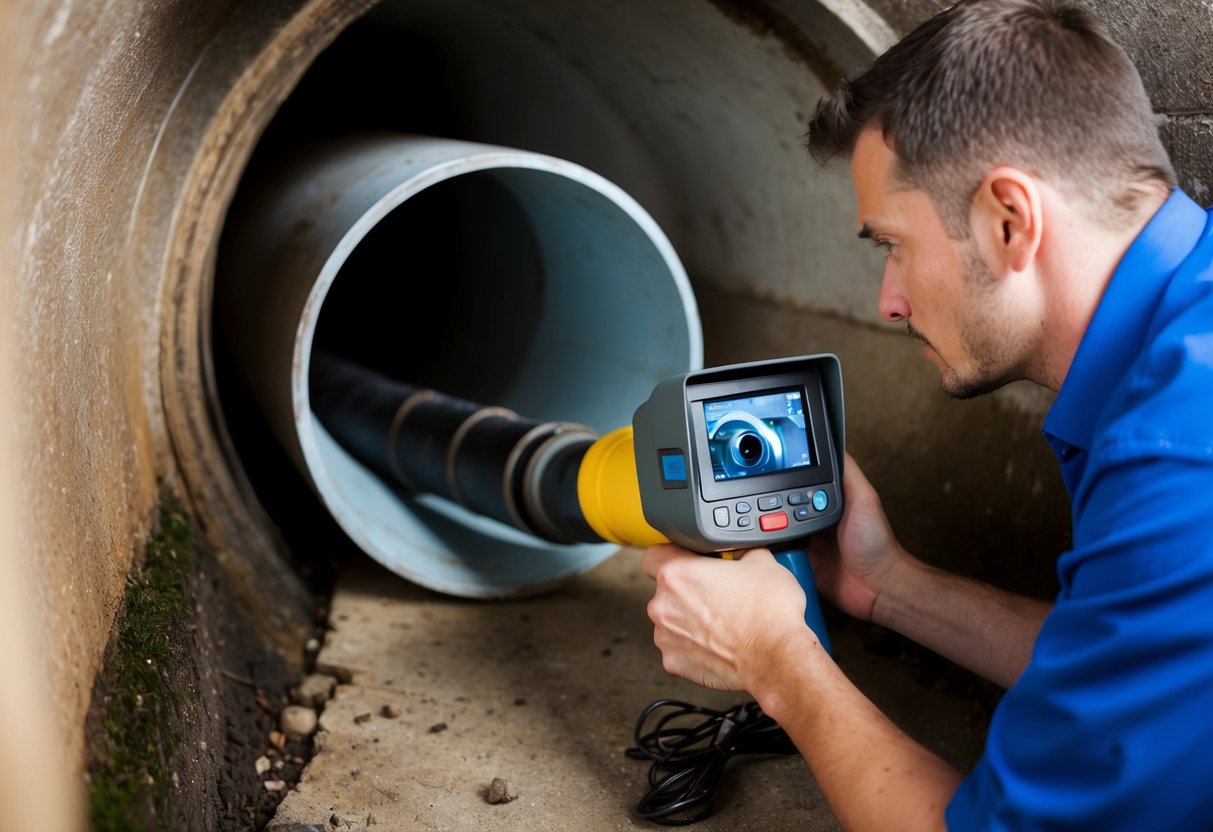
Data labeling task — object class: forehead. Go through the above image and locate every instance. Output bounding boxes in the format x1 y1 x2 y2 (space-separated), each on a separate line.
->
850 128 899 228
850 127 944 238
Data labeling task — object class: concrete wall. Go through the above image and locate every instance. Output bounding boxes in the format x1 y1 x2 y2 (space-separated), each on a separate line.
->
0 0 341 783
0 0 1207 824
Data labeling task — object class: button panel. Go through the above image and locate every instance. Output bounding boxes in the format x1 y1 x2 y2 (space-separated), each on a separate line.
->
707 485 835 536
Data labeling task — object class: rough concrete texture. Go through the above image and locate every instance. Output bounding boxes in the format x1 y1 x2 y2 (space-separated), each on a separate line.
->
271 553 990 831
0 5 81 826
0 0 349 774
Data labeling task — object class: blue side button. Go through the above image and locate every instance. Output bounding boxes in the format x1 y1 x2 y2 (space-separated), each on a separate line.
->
812 489 829 511
659 450 689 489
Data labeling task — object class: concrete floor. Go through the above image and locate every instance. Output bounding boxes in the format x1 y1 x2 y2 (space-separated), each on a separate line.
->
269 550 993 831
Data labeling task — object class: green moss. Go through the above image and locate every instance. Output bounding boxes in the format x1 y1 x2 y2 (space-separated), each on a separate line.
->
87 504 195 832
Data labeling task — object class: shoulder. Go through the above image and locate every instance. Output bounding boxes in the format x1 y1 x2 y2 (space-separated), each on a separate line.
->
1094 236 1213 466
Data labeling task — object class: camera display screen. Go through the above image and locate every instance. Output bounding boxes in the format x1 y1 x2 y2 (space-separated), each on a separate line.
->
702 387 813 481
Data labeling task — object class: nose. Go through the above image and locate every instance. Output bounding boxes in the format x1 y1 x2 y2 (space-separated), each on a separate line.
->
877 263 909 323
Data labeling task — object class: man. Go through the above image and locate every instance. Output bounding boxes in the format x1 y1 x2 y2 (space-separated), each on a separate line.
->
642 1 1213 828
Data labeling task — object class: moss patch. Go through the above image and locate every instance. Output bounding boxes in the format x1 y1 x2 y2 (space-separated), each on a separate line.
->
87 505 194 831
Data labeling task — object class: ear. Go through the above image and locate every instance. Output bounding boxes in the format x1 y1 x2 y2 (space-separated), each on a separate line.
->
970 167 1042 275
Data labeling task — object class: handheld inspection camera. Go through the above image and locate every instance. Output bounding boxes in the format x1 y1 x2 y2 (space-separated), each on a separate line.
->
632 354 844 651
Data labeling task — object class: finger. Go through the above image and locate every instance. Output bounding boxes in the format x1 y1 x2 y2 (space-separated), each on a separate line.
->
640 543 696 578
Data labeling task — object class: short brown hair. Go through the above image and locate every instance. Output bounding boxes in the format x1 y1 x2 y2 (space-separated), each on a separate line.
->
806 0 1175 236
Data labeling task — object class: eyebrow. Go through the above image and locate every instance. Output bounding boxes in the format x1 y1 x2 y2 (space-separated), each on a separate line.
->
857 224 875 240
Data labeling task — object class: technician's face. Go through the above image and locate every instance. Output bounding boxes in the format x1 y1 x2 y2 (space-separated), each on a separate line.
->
850 128 1015 399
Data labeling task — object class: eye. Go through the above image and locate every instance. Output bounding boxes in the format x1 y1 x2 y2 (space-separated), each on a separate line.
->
870 238 897 258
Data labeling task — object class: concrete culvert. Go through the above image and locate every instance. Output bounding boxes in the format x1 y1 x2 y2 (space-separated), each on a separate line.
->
20 0 1198 828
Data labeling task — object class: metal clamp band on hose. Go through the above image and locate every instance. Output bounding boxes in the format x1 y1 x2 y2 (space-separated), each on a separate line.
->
445 406 519 510
387 389 437 491
502 421 588 537
521 426 600 543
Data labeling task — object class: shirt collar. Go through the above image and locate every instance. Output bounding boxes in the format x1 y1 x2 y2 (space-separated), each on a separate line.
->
1044 188 1208 451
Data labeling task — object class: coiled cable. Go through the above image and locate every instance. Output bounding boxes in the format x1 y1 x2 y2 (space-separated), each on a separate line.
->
626 699 798 825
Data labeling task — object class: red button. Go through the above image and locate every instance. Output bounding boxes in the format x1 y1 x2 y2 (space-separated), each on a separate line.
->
759 512 788 532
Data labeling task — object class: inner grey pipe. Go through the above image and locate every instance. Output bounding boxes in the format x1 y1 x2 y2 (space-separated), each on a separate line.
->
216 133 701 598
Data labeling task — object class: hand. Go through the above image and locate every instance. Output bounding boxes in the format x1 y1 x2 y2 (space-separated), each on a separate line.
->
641 544 816 692
808 454 906 622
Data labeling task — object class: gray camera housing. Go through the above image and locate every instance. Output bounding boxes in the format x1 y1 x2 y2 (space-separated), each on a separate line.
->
632 354 845 553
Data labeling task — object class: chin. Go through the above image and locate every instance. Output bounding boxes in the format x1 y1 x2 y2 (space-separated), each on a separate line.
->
941 369 1013 400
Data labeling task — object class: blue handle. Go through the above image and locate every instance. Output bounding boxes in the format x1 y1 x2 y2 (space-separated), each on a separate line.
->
772 548 832 656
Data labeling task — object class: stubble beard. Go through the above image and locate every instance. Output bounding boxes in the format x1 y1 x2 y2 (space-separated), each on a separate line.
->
915 245 1027 401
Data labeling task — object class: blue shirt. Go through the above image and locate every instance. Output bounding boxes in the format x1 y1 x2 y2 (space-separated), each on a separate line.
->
947 189 1213 830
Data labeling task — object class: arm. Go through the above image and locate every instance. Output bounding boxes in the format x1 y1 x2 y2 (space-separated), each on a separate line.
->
809 455 1050 688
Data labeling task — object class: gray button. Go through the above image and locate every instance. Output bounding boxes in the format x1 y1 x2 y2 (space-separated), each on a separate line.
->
787 491 808 506
713 506 730 527
757 495 782 511
737 516 753 528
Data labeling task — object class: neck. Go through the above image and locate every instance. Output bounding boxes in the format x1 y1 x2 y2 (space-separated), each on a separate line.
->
1031 188 1168 393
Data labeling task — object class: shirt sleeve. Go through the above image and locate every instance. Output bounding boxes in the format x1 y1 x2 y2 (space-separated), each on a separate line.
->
946 450 1213 830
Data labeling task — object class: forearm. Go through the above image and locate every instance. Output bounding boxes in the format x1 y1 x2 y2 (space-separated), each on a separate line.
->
875 553 1052 689
756 635 963 831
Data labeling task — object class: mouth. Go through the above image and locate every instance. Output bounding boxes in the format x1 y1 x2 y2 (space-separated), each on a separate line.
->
906 323 939 361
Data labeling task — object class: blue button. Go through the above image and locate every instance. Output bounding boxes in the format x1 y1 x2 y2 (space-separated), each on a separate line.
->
735 501 752 514
661 453 687 481
812 490 829 511
793 507 810 521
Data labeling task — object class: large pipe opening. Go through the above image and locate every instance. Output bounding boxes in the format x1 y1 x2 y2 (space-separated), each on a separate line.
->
210 0 893 600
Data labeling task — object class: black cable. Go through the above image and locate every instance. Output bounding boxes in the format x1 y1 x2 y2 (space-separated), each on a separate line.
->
625 698 798 825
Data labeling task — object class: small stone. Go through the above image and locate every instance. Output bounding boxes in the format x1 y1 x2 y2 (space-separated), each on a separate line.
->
329 813 348 828
513 697 526 706
428 722 448 734
273 759 284 771
305 637 320 652
255 756 272 776
269 730 287 750
380 704 401 719
353 712 372 725
293 673 337 708
264 780 287 792
486 777 518 804
281 705 318 738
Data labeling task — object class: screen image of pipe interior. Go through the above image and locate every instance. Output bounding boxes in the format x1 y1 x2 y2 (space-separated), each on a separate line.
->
703 388 813 482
